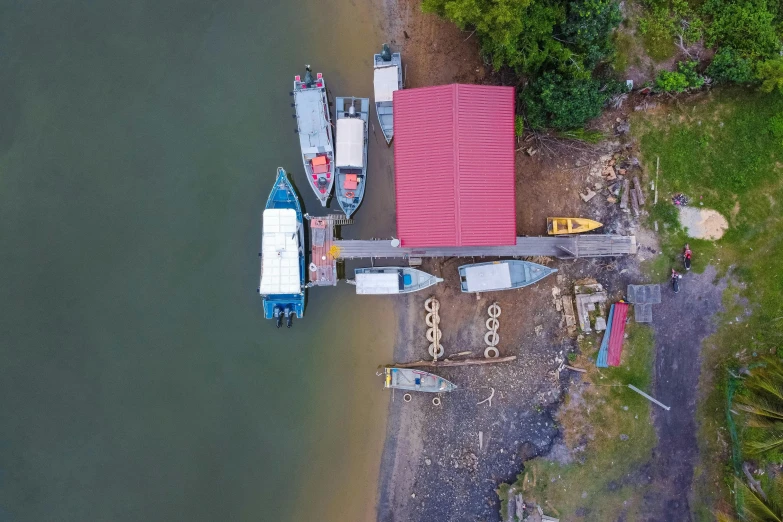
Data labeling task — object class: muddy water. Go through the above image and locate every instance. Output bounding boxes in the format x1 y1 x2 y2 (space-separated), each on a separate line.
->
0 1 397 520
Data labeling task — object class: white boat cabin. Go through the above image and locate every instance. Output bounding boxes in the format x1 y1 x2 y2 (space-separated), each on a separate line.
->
259 209 301 295
374 65 399 102
462 263 512 292
336 118 365 168
355 271 407 294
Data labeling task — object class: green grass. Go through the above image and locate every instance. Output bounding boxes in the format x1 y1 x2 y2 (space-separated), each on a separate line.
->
632 87 783 517
498 325 657 521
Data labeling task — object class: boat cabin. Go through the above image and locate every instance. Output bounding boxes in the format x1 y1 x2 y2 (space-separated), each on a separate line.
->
355 270 410 294
259 209 301 295
335 117 365 198
460 263 512 293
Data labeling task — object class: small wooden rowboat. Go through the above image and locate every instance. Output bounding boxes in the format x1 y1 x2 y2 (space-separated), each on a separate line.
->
384 367 456 393
547 217 603 235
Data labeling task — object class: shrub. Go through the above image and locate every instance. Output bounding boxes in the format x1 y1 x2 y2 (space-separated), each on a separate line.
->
758 58 783 94
523 72 612 129
768 114 783 141
706 47 755 84
655 61 704 92
560 0 622 68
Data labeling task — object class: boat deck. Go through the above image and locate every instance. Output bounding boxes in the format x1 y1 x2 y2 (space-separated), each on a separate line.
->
307 215 352 287
295 88 331 152
331 235 637 259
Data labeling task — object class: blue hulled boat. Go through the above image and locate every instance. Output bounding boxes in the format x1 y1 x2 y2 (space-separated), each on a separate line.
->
259 168 305 327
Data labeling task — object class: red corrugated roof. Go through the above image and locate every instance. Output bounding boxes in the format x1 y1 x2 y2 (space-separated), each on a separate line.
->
393 84 516 247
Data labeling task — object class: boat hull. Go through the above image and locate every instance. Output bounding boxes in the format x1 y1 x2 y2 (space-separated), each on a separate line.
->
458 260 557 293
260 168 306 321
384 367 457 393
334 97 370 218
294 70 334 206
373 49 402 144
547 217 603 235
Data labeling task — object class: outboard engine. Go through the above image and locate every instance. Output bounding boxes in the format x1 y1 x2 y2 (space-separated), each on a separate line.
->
348 104 356 116
304 65 314 87
285 308 293 328
380 43 391 62
274 306 283 328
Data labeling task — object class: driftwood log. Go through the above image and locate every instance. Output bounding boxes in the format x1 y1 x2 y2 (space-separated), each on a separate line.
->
389 355 516 368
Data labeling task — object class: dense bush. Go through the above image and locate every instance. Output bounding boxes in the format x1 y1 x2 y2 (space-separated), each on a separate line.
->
523 72 613 129
706 47 755 83
758 58 783 94
703 0 780 60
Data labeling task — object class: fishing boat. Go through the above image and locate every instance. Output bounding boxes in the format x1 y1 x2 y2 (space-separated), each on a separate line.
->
258 168 305 327
458 260 557 293
383 367 457 393
350 267 443 295
334 97 369 218
547 217 603 235
373 44 402 144
293 66 334 206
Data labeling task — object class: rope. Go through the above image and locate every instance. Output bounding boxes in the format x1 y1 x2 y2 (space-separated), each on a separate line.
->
424 298 444 360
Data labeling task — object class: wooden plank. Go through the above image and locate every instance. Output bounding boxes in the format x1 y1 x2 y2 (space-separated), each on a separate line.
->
633 176 646 205
620 179 630 210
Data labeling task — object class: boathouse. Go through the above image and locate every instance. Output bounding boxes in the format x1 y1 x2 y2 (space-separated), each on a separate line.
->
393 84 516 247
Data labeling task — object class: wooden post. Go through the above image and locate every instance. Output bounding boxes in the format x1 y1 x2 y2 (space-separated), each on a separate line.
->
633 176 645 205
654 157 659 205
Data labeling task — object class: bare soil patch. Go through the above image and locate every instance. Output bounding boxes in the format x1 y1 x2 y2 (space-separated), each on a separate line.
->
678 207 729 240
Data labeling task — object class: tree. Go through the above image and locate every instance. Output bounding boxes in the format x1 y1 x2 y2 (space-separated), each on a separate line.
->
703 0 780 61
717 475 783 522
560 0 622 68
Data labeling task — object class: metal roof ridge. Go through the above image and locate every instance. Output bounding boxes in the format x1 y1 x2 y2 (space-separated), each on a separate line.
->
452 84 462 246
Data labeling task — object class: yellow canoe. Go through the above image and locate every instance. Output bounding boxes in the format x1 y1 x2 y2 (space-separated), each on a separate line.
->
547 217 603 235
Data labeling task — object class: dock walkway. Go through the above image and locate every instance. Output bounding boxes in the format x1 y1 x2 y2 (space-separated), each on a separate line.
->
332 235 636 260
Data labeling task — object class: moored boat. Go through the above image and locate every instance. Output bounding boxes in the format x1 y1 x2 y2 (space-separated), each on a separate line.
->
351 267 443 295
293 66 334 206
384 367 457 393
334 97 369 218
373 44 402 144
547 217 603 235
458 260 557 293
259 168 305 327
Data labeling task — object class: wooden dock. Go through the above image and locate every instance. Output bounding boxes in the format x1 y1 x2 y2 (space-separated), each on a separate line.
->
331 234 636 260
306 215 351 287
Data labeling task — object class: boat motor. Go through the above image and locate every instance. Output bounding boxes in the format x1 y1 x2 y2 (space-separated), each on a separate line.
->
304 65 314 87
285 308 293 328
274 306 283 328
380 43 392 62
348 104 356 116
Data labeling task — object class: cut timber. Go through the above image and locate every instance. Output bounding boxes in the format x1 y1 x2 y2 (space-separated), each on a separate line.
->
633 176 645 205
620 179 630 210
390 356 516 368
563 364 587 373
631 186 640 216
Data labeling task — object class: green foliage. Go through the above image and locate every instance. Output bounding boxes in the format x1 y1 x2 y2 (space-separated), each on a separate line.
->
707 47 756 84
758 58 783 94
655 61 704 92
421 0 566 72
735 358 783 456
515 115 525 137
561 0 622 68
703 0 780 61
638 0 703 61
524 72 613 129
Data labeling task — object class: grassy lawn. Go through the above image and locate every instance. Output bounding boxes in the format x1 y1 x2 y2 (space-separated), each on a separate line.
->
631 87 783 517
498 325 657 521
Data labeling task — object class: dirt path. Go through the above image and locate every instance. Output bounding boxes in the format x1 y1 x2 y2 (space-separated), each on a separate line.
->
643 265 726 521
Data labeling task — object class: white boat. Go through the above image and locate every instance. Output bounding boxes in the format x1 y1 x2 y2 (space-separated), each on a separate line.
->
351 267 443 295
334 97 369 218
373 44 402 144
458 260 557 293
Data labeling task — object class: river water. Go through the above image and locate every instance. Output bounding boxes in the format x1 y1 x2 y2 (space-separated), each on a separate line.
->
0 1 396 520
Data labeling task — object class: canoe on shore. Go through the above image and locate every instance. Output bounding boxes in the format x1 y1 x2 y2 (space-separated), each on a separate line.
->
458 260 557 293
384 367 457 393
547 217 603 235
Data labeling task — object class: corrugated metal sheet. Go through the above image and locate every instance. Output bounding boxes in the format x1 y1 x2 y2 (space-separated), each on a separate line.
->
607 302 629 366
393 85 516 247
